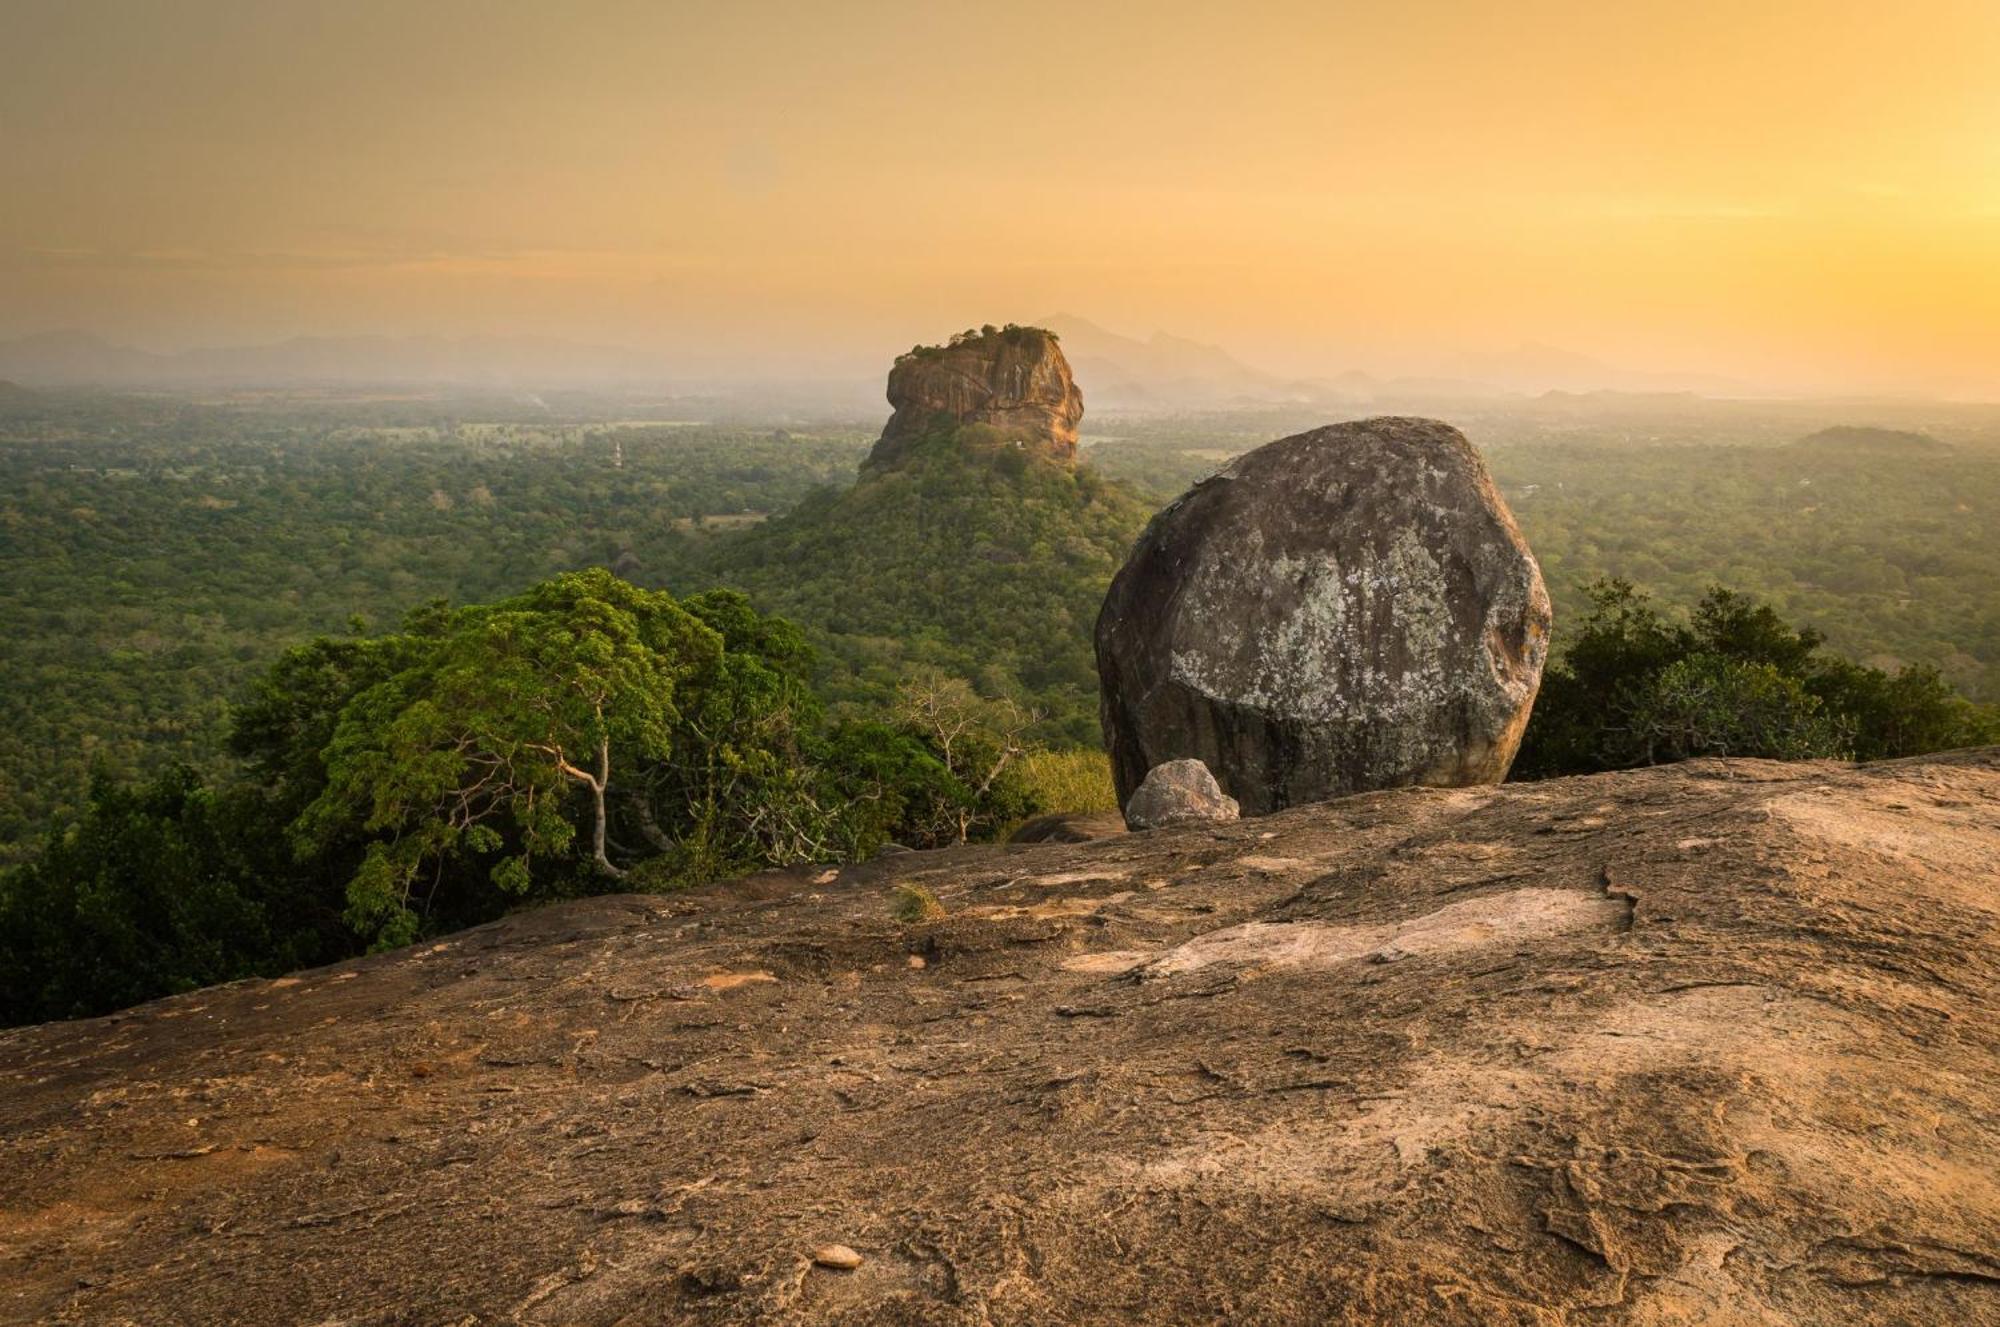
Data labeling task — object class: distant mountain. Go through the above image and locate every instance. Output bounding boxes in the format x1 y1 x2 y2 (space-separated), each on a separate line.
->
0 331 669 389
1444 343 1751 397
0 332 160 385
1038 315 1293 409
1036 321 1745 409
0 379 39 415
1791 425 1952 456
0 324 1763 406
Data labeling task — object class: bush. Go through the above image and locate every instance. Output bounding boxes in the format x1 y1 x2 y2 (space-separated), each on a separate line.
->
1515 581 1999 778
890 883 946 924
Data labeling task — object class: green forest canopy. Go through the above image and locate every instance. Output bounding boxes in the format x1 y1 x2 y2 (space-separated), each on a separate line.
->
3 390 1997 861
4 390 1998 1025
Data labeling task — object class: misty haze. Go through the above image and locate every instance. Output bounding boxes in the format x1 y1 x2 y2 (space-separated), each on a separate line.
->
2 4 1997 1325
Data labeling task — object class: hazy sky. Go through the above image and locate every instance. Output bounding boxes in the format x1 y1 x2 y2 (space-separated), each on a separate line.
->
4 0 1998 390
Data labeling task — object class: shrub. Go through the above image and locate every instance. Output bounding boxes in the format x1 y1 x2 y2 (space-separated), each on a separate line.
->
890 884 946 924
1515 580 1999 777
1016 748 1118 815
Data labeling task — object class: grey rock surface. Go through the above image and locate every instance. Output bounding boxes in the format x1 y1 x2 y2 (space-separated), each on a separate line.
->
1123 758 1241 830
1096 417 1550 814
1008 811 1128 845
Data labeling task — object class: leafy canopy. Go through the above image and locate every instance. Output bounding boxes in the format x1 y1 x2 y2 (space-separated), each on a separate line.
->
300 569 719 945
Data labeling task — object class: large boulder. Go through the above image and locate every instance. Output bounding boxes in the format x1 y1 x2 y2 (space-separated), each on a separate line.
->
1123 758 1240 830
868 325 1083 471
1096 417 1550 815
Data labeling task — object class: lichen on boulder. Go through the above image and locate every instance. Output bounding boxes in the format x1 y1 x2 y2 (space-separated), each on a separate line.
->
1096 416 1551 815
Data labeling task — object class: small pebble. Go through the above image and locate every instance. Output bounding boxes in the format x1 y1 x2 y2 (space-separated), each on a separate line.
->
906 955 926 970
813 1244 864 1270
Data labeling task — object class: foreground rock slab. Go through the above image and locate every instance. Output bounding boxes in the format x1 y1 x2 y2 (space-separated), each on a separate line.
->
1097 416 1552 815
4 750 1999 1325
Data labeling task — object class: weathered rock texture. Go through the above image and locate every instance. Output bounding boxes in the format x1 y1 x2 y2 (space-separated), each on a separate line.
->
868 327 1084 471
1097 416 1551 815
4 750 1999 1325
1007 810 1126 845
1123 757 1240 830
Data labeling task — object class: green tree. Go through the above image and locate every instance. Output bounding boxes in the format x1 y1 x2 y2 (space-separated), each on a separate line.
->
1621 655 1845 764
630 589 851 882
1808 658 1995 762
892 671 1041 844
0 767 338 1025
300 570 720 945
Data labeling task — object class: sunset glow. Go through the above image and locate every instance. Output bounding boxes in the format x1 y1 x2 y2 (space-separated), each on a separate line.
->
5 0 1999 390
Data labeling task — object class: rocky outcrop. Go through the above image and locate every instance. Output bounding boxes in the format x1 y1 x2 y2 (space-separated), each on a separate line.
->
1122 757 1239 830
1097 417 1551 815
867 325 1084 471
1008 810 1126 844
5 749 1998 1325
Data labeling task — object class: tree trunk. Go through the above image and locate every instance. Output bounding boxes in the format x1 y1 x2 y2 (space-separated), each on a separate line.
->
590 736 622 877
624 788 675 853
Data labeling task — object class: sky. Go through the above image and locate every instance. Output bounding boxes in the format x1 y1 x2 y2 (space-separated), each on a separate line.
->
3 0 1999 392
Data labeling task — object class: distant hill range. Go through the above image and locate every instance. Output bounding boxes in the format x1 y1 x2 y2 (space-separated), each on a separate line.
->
0 322 1755 407
1042 317 1751 410
1041 315 1514 409
1442 342 1751 397
0 330 670 389
1791 425 1953 456
1038 315 1295 409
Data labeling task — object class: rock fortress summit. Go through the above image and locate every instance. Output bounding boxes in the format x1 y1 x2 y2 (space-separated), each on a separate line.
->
867 324 1085 472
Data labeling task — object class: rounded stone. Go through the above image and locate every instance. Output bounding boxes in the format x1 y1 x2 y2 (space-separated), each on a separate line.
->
1095 417 1550 815
813 1244 864 1271
1123 758 1241 830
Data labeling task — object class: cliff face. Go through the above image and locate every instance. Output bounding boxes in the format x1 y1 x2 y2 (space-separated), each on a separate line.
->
867 326 1084 471
4 749 1998 1324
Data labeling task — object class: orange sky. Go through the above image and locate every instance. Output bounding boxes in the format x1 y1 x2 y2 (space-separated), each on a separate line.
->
4 0 1999 391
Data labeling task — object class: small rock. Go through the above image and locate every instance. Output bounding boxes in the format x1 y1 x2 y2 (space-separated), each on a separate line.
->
906 955 926 970
1123 759 1240 831
813 1244 864 1271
